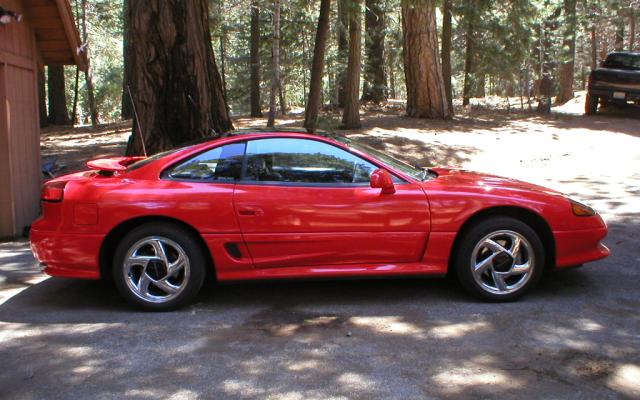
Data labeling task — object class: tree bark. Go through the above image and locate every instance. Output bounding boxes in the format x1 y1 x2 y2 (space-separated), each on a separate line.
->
362 0 386 103
267 0 281 127
71 66 79 124
38 68 48 128
71 0 80 124
557 0 576 104
337 0 349 107
125 0 233 155
387 46 396 99
279 76 287 115
250 0 262 117
219 29 228 98
341 0 362 129
441 0 453 113
304 0 331 132
462 0 475 106
615 17 625 51
401 0 451 119
81 0 99 126
630 12 636 51
121 0 133 120
590 26 598 69
47 65 70 125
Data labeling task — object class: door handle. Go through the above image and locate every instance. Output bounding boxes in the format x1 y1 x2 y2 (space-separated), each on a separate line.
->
237 206 264 216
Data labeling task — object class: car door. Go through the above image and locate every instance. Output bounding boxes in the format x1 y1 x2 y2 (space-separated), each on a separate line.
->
233 137 430 269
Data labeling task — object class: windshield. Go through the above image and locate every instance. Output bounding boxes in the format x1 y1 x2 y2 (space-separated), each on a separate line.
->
603 54 640 70
335 136 426 180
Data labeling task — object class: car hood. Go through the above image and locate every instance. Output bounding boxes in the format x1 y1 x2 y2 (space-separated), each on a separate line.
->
424 168 564 197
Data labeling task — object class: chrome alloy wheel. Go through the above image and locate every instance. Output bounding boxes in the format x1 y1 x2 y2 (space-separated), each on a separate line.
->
123 236 190 303
470 230 534 295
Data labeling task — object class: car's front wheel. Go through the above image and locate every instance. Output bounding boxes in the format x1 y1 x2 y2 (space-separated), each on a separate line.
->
112 223 207 310
454 217 544 301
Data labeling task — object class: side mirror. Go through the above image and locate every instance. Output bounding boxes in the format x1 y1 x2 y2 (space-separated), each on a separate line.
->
370 169 396 194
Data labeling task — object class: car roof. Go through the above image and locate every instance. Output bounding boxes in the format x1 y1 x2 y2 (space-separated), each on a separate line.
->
227 127 337 137
176 128 342 149
607 51 640 57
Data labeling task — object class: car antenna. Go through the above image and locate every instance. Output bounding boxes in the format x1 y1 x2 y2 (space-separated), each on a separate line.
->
127 85 148 157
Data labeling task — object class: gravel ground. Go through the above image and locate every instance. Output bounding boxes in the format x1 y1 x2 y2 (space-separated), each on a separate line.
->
1 99 639 399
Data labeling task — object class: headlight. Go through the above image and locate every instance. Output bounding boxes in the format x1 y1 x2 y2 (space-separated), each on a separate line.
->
570 200 596 217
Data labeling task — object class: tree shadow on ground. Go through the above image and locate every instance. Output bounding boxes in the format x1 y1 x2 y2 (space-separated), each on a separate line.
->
1 232 638 399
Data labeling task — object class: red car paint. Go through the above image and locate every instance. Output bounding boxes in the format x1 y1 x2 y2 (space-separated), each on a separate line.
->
30 132 609 282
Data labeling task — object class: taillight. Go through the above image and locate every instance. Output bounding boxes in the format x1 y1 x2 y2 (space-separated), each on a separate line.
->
41 181 67 202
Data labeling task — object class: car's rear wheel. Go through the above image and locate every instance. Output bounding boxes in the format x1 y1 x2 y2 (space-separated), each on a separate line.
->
454 217 544 302
112 223 206 310
585 93 598 115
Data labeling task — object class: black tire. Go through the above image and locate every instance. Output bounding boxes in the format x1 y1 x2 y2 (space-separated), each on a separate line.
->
112 222 207 311
585 93 598 115
454 216 545 302
584 94 600 115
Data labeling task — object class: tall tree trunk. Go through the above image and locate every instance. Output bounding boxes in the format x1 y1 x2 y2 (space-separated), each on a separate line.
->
362 0 386 103
337 0 349 107
537 4 561 113
38 68 48 127
615 17 625 51
557 0 576 104
630 12 636 51
81 0 99 126
462 0 475 106
387 47 396 99
126 0 233 155
72 67 80 124
441 0 453 113
250 0 262 117
341 0 362 129
267 0 281 128
71 0 80 124
47 65 70 125
402 0 450 119
121 0 133 120
304 0 331 132
279 78 287 115
590 26 598 69
219 31 227 98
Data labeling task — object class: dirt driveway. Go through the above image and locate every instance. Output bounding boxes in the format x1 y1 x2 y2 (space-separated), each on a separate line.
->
1 101 639 399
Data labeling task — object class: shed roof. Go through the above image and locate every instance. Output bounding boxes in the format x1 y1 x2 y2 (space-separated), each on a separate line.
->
24 0 87 70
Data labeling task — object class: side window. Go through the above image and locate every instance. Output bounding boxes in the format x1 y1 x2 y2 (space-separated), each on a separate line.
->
166 142 245 182
243 138 378 184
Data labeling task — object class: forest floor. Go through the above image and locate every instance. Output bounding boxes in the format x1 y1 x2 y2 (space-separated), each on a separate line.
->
1 91 639 398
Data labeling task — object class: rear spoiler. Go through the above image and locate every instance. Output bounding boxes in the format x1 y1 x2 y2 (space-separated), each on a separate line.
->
86 156 146 172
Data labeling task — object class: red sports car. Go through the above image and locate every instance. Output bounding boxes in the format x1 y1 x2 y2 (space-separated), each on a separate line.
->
30 130 609 310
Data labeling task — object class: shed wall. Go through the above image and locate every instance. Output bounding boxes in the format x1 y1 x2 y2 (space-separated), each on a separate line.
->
0 0 42 238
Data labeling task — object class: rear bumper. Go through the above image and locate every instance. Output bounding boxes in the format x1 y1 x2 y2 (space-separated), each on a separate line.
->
554 227 610 268
589 86 640 102
30 228 103 279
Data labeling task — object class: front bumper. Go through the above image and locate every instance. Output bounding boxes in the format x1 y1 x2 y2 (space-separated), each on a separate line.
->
30 228 103 279
554 227 610 268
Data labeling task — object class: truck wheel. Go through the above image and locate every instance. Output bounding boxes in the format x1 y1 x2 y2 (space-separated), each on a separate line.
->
585 93 598 115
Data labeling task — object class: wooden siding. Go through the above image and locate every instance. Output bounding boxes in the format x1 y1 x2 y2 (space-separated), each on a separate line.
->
0 0 42 238
0 0 33 59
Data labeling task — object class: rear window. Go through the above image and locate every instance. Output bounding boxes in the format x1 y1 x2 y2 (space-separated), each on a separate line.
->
603 54 640 70
127 149 180 171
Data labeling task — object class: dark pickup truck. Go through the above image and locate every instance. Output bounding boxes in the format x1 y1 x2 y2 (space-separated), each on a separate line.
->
585 52 640 115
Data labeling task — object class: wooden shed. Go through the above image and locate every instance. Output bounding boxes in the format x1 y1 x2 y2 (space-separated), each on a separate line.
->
0 0 86 239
